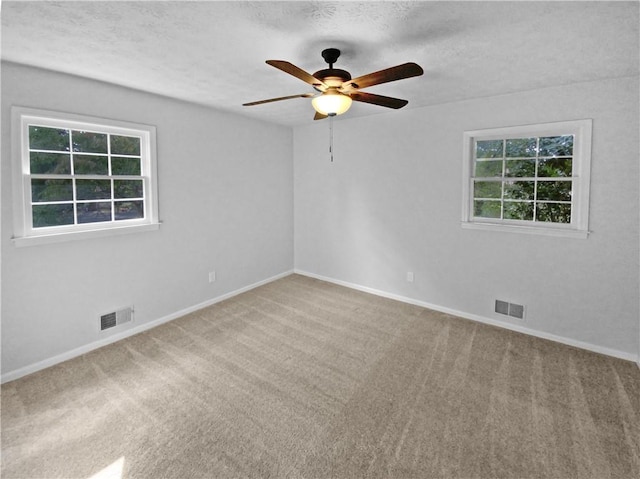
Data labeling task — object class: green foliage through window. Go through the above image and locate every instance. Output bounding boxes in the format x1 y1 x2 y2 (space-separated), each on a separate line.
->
473 135 574 224
27 124 144 229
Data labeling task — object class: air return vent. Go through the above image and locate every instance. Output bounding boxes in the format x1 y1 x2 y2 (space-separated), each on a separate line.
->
495 300 509 315
495 300 525 320
100 307 133 331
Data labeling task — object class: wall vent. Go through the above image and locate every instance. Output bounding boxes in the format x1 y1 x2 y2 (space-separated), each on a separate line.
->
100 307 133 331
495 300 525 320
495 300 509 315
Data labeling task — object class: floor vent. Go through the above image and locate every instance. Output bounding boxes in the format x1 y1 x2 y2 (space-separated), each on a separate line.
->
100 307 133 331
495 300 525 319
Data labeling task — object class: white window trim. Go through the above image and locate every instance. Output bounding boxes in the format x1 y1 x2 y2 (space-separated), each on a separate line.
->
11 106 160 247
461 119 592 239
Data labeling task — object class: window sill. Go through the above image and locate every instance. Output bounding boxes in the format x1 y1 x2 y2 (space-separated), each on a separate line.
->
12 222 161 247
461 221 589 239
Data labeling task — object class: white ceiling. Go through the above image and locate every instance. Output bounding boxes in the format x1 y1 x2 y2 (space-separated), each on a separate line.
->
2 1 638 127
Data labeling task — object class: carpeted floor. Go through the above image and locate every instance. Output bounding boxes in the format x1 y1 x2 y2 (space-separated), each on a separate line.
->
2 274 639 478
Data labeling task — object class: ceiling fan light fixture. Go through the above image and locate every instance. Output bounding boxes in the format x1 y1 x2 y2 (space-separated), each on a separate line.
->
244 49 423 120
312 90 352 116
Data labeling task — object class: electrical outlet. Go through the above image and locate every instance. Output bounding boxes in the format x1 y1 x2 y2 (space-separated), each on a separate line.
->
406 271 414 283
208 271 216 283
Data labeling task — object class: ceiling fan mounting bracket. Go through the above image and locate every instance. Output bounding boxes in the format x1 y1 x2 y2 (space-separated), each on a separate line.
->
321 48 341 68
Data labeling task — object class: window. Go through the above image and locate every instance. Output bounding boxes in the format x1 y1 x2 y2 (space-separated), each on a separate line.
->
462 120 592 238
12 107 159 246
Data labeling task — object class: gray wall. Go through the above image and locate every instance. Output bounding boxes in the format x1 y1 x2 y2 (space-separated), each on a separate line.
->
1 62 294 376
2 63 638 379
294 76 639 359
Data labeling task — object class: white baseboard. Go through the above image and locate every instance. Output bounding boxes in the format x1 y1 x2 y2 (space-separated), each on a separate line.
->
295 269 640 364
1 270 294 384
4 268 636 383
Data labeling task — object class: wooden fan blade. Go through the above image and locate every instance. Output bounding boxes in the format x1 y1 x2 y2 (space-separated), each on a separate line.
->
314 111 328 121
343 62 423 91
243 93 314 106
350 91 408 109
266 60 327 89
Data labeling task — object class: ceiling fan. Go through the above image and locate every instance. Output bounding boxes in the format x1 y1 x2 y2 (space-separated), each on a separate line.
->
243 48 424 120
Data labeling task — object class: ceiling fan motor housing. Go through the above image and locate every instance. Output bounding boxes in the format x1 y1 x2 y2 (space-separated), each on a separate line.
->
312 69 352 90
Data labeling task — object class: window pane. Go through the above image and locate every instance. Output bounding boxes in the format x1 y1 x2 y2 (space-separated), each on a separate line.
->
474 200 501 218
538 157 572 177
504 201 534 221
30 152 71 174
76 179 111 200
474 181 502 199
505 138 537 158
475 159 503 177
111 135 141 155
476 140 503 159
31 179 73 202
77 202 112 224
111 157 141 176
29 126 70 151
72 131 107 153
504 181 535 200
505 159 535 177
114 180 143 199
32 204 74 227
537 180 572 201
73 155 108 175
536 202 571 223
115 201 144 220
539 135 573 157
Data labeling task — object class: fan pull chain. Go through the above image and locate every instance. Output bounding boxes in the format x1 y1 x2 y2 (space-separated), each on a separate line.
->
329 114 334 162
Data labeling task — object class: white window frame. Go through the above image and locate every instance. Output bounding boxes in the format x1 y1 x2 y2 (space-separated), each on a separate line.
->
11 106 160 246
461 119 592 239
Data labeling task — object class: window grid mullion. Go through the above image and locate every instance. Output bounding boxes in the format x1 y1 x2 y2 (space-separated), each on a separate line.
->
108 133 115 222
72 177 78 225
500 140 506 220
111 178 115 222
533 137 540 223
67 129 79 225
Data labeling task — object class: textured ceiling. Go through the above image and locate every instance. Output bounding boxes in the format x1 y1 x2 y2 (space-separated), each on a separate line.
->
2 1 638 127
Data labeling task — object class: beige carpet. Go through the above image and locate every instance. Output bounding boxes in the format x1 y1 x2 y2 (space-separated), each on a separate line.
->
2 274 639 479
